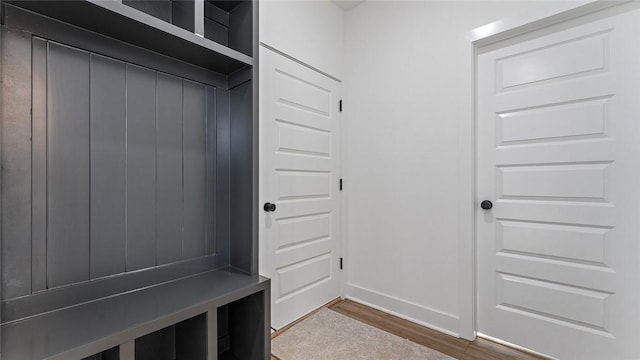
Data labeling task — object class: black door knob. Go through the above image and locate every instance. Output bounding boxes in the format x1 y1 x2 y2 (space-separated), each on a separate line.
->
480 200 493 210
263 202 276 212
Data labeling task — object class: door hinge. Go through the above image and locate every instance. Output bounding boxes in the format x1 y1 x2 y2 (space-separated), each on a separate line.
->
339 178 343 191
339 99 342 112
340 257 343 270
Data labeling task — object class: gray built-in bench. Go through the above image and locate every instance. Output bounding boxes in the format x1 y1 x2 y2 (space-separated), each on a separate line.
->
0 1 269 359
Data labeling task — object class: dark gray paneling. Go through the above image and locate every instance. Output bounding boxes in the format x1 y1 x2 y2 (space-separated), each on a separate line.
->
205 1 229 27
81 346 118 360
216 89 231 261
1 29 32 299
135 325 175 360
228 65 251 90
204 17 229 46
228 1 253 57
90 54 127 279
217 305 230 354
229 81 253 273
126 64 157 271
31 37 48 293
183 80 207 259
175 313 207 360
46 42 91 288
172 0 195 32
156 73 184 264
228 290 266 359
206 86 217 255
123 0 172 22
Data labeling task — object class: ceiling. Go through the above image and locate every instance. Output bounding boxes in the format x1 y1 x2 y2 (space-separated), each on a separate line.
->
332 0 366 11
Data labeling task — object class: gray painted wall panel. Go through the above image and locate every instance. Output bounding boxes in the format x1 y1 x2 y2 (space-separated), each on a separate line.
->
31 37 48 292
183 80 207 259
229 81 253 272
126 64 157 271
156 73 184 264
46 42 91 288
206 86 216 255
90 54 127 279
1 29 32 298
216 89 230 261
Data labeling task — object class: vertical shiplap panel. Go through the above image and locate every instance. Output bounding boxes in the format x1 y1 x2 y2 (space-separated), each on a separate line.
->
156 73 184 264
216 89 230 262
1 29 32 298
182 80 206 259
47 42 91 288
90 54 127 278
205 86 216 255
126 64 157 271
31 37 47 292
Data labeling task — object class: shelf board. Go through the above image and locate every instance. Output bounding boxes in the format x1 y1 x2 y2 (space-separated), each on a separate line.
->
1 269 269 360
4 0 253 75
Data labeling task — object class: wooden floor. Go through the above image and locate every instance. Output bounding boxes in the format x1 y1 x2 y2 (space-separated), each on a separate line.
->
271 299 546 360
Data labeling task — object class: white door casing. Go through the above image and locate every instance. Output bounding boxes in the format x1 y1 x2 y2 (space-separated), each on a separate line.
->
259 47 341 329
477 6 640 360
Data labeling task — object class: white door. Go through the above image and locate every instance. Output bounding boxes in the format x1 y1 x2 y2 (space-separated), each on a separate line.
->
477 6 640 360
259 47 341 329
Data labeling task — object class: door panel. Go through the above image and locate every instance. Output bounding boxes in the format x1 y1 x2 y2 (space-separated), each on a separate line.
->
477 6 640 359
260 47 341 329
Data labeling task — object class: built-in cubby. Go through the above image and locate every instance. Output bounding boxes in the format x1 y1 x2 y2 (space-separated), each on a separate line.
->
136 314 208 360
123 0 196 32
204 1 253 56
1 0 267 359
217 291 267 360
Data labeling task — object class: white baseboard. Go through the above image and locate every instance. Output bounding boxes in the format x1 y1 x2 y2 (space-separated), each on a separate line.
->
344 283 460 337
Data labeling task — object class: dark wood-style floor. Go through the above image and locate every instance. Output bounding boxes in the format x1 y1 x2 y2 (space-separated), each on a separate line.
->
271 299 546 360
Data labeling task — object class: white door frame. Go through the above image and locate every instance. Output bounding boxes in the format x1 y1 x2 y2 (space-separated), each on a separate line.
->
456 0 627 340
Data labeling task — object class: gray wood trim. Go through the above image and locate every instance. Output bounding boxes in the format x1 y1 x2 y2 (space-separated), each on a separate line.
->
194 0 205 37
31 36 48 293
251 0 259 275
120 341 135 360
207 308 217 360
0 8 4 342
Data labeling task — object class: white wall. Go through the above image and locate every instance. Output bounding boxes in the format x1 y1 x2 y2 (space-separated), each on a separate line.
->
259 0 345 79
343 0 564 336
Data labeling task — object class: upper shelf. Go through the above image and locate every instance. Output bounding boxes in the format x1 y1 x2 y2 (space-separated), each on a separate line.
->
4 0 254 75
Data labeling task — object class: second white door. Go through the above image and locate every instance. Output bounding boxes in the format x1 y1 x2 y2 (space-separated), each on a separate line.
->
259 47 342 329
477 5 640 360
